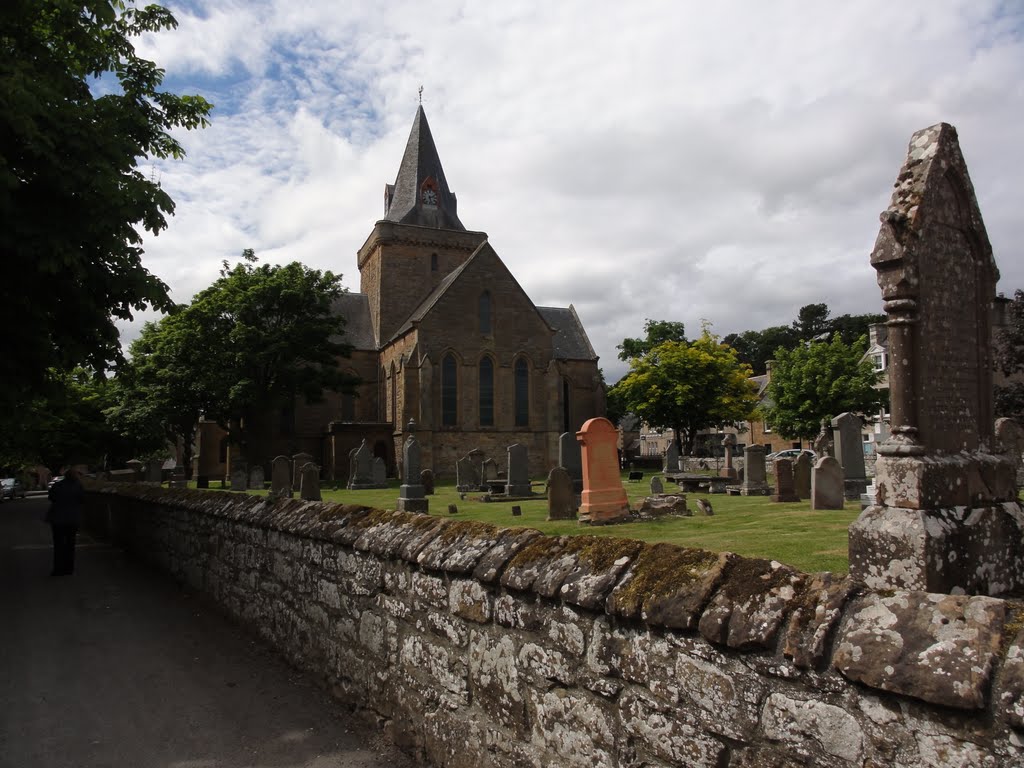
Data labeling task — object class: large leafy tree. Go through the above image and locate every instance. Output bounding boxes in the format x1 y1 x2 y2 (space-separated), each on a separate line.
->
995 289 1024 421
166 252 360 463
617 319 687 361
0 0 212 405
761 333 885 440
610 330 758 455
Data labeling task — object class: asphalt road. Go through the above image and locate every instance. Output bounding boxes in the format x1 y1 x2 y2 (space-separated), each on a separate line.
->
0 496 418 768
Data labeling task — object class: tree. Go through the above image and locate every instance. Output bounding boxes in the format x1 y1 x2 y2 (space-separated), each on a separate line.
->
723 325 799 376
0 1 212 405
617 319 687 361
176 253 360 463
610 330 758 454
761 334 885 441
995 289 1024 421
793 303 831 340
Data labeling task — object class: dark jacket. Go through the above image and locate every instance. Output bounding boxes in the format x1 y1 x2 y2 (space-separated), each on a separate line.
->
47 476 85 526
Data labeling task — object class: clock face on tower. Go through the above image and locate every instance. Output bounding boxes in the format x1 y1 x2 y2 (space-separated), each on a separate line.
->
421 188 437 206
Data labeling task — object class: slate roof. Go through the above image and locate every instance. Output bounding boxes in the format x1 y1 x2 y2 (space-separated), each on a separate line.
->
537 306 599 361
383 105 466 231
331 292 377 350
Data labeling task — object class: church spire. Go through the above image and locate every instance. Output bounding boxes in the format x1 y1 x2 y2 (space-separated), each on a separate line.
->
383 105 466 231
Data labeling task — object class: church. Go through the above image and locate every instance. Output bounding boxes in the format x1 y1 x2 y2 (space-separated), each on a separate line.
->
199 105 604 482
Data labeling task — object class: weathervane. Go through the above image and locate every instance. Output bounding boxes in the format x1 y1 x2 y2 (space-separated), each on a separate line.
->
418 85 423 104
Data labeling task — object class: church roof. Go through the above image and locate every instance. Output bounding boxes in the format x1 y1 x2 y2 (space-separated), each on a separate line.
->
331 292 377 350
388 248 479 341
383 105 466 231
537 306 599 361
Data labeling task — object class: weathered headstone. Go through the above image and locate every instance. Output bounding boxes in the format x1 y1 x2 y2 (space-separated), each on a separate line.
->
230 462 248 492
299 462 320 501
248 465 264 491
347 440 375 489
456 454 480 492
771 458 799 503
697 498 714 516
559 431 584 493
663 443 680 473
546 466 576 521
577 417 630 524
169 465 187 489
635 495 689 519
650 476 664 495
145 458 163 483
719 433 738 481
292 452 313 488
371 457 387 488
738 445 770 495
269 455 292 499
511 506 522 517
793 452 812 501
812 456 844 510
505 444 532 497
832 412 866 500
481 457 499 490
813 420 834 459
420 468 435 495
849 123 1023 595
397 435 428 513
447 504 458 515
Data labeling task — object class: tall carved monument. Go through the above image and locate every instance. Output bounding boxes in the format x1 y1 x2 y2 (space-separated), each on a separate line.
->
849 123 1023 595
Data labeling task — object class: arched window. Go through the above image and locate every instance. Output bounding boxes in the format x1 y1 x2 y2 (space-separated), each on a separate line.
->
514 358 529 427
442 353 458 426
561 378 571 434
478 291 492 334
389 362 397 425
341 392 355 421
479 357 494 426
431 252 438 272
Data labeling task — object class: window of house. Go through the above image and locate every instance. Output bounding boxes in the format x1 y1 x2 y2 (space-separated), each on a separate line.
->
442 353 458 426
479 357 494 426
514 358 529 427
872 352 886 371
479 291 492 334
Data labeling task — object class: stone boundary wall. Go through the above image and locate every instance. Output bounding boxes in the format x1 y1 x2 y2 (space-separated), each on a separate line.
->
83 484 1024 767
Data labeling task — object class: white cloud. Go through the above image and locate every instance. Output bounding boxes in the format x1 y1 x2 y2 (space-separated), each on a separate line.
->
123 0 1024 382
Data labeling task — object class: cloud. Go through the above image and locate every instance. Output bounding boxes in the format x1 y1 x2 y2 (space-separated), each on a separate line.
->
124 0 1024 383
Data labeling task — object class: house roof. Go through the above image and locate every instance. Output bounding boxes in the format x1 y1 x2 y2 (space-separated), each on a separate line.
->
331 292 377 350
537 306 599 361
383 105 466 231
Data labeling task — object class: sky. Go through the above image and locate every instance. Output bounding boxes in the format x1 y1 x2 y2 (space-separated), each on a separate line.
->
129 0 1024 383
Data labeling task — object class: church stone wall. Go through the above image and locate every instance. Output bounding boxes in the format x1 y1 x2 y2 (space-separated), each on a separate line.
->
84 484 1024 768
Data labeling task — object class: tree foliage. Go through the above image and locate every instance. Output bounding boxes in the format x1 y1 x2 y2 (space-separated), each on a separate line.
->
610 330 757 454
995 289 1024 421
0 0 212 404
761 334 885 440
617 319 687 361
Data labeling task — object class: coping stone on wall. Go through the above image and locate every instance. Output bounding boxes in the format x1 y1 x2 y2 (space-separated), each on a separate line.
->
782 573 860 670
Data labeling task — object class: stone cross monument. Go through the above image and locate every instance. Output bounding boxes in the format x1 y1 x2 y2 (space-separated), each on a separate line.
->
849 123 1023 595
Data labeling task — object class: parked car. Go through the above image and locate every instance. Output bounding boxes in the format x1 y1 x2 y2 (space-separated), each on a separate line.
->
47 475 63 489
1 478 26 500
767 449 815 461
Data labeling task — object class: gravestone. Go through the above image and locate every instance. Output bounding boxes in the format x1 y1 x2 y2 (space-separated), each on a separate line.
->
511 506 521 517
546 466 576 521
145 458 163 483
849 123 1023 595
813 420 834 458
456 454 480 492
635 495 688 519
812 456 844 510
738 445 770 496
269 455 292 499
421 468 435 495
577 417 630 524
169 465 188 488
559 431 584 493
248 465 264 491
292 452 313 488
663 443 680 473
650 476 664 495
832 412 867 500
793 452 812 500
299 462 320 501
481 457 499 490
505 444 532 497
196 475 210 490
125 459 144 480
697 498 714 516
719 433 738 481
371 457 387 488
230 462 248 492
347 440 375 489
448 504 458 515
771 458 799 503
397 435 428 513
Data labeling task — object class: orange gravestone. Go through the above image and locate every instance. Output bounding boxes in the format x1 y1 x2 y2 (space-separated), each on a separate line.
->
576 417 630 524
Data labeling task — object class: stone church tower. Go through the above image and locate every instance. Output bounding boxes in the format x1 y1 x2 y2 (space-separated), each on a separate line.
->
198 106 605 483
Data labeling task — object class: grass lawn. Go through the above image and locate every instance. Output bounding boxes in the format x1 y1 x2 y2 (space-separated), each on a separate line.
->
206 470 861 575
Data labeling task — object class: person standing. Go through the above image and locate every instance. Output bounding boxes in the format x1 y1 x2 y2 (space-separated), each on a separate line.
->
46 468 85 576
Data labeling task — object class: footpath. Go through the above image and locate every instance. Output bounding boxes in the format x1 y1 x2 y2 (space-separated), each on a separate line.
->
0 496 417 768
